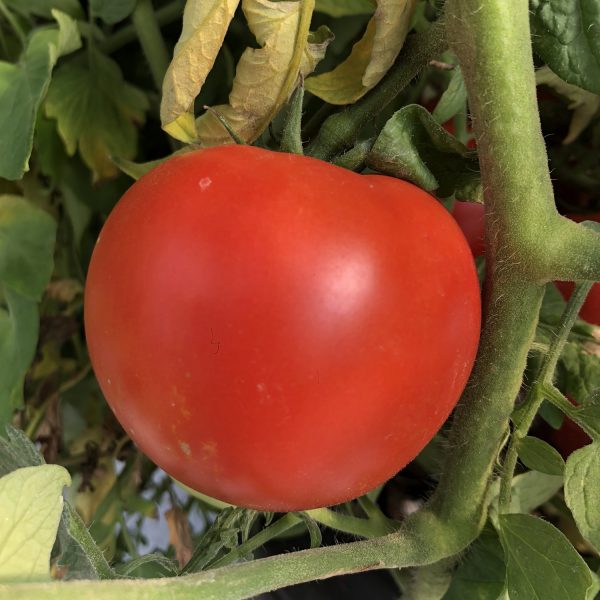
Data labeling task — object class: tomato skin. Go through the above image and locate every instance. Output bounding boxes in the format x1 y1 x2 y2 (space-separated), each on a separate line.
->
452 201 485 257
556 213 600 326
84 145 481 511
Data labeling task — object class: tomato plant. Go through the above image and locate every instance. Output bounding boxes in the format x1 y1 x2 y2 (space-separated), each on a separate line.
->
3 1 600 597
84 145 481 511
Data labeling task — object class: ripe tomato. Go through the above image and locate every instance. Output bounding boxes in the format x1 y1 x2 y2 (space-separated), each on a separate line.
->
555 213 600 326
84 145 481 511
451 201 485 257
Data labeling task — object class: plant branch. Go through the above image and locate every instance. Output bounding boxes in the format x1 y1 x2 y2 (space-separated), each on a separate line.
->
307 19 447 161
498 283 592 512
100 0 183 55
306 507 396 538
131 0 171 91
0 518 473 600
0 0 25 47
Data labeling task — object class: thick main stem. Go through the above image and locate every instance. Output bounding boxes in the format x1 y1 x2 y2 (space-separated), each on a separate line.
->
426 0 555 524
429 283 543 523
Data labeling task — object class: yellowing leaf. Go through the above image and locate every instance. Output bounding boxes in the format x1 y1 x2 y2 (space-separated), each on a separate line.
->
306 0 417 104
536 65 600 145
0 465 70 583
161 0 240 142
45 48 149 181
197 0 331 146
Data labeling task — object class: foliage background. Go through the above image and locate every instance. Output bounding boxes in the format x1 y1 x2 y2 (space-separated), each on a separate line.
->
0 0 600 597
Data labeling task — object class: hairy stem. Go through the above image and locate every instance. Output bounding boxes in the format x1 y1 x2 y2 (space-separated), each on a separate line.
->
424 0 554 517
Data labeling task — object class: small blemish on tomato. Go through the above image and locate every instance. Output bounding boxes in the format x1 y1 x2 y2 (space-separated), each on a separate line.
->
202 441 217 459
198 177 212 191
179 441 191 456
107 378 111 385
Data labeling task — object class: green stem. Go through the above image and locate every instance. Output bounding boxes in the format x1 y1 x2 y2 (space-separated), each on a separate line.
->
307 507 396 538
119 515 139 559
101 0 184 55
424 0 568 528
498 282 592 512
429 283 544 526
307 20 447 161
280 82 305 155
1 520 468 600
202 106 244 145
543 384 578 418
25 365 91 439
131 0 171 91
0 0 26 47
209 514 299 569
331 138 374 171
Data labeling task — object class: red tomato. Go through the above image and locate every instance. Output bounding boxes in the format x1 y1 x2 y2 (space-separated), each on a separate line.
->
452 201 485 257
548 415 591 459
555 213 600 326
84 145 481 511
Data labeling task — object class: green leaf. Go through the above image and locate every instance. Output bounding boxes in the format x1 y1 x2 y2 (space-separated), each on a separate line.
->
366 104 481 198
539 282 567 325
314 0 374 16
4 0 83 19
442 525 505 600
488 471 564 520
296 513 323 548
0 465 70 583
499 513 592 600
530 0 600 94
306 0 417 104
432 65 467 125
0 10 81 180
0 196 56 427
564 442 600 552
0 426 43 473
572 389 600 440
0 427 112 581
90 0 137 24
0 195 57 300
35 113 69 182
0 289 37 427
61 185 92 248
536 66 600 144
45 48 149 181
556 342 600 407
517 436 565 476
111 156 165 181
56 502 115 580
115 553 178 578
